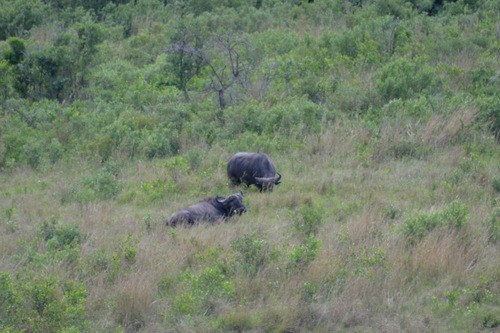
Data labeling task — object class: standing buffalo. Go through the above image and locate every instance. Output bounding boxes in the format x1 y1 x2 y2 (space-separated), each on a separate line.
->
227 152 282 192
165 192 246 226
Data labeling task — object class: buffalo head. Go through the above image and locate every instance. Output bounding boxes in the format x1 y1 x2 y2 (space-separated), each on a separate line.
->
216 191 247 216
254 172 282 191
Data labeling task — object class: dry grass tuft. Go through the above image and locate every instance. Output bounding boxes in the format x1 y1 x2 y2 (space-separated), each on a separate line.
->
419 106 478 147
409 230 478 283
112 273 157 332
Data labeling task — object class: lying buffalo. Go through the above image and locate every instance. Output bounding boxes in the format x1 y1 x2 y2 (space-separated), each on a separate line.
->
227 152 282 192
165 192 246 226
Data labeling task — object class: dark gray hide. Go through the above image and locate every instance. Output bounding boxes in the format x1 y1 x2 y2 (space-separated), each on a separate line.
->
166 192 246 226
227 152 282 192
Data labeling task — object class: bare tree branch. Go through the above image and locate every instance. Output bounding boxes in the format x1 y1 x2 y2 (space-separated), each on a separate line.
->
166 31 251 110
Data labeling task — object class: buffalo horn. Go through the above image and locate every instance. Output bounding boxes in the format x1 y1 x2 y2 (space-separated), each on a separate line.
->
254 176 271 184
275 172 282 184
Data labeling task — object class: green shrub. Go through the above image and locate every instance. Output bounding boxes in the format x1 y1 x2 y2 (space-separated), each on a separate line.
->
0 0 47 40
78 168 121 201
253 28 300 57
61 168 121 203
22 32 79 101
93 133 114 162
0 123 31 169
376 56 437 103
401 200 468 246
293 201 325 239
140 128 178 159
34 220 86 265
3 37 26 65
108 234 139 282
431 276 498 330
492 177 500 193
47 138 64 164
0 272 88 332
23 138 44 169
81 249 110 277
286 236 321 272
378 95 435 120
0 272 23 330
334 27 361 59
141 179 177 201
40 220 83 250
476 94 500 141
231 233 273 276
263 99 326 134
0 59 14 101
172 267 235 316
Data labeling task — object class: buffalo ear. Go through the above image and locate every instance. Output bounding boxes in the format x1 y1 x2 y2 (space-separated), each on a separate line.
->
240 190 244 197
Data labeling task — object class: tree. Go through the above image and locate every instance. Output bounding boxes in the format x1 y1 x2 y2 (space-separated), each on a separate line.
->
0 60 14 102
202 33 250 110
74 15 105 97
164 24 204 102
165 31 251 111
0 0 47 41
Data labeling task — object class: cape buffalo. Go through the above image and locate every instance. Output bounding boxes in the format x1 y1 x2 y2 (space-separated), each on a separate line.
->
165 192 246 226
227 152 282 192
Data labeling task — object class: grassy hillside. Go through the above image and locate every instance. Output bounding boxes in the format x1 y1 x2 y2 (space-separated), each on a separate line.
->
1 0 499 332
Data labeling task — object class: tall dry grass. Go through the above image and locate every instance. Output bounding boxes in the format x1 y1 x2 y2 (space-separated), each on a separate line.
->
1 114 499 332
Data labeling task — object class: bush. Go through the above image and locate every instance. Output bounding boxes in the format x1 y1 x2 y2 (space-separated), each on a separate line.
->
140 128 178 159
3 37 25 65
492 177 500 193
376 56 437 103
42 223 83 252
401 200 468 246
334 27 361 59
0 124 28 169
231 233 273 276
62 165 121 203
47 138 64 164
293 201 325 239
23 138 44 169
80 170 121 200
0 0 47 40
172 267 235 316
104 234 139 283
81 249 110 278
286 236 321 272
478 95 500 141
0 272 88 332
34 220 86 265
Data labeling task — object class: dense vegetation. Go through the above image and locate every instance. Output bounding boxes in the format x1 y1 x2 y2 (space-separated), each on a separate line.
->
1 0 499 331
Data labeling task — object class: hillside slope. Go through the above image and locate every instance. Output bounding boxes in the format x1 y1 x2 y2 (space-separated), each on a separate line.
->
1 0 499 331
